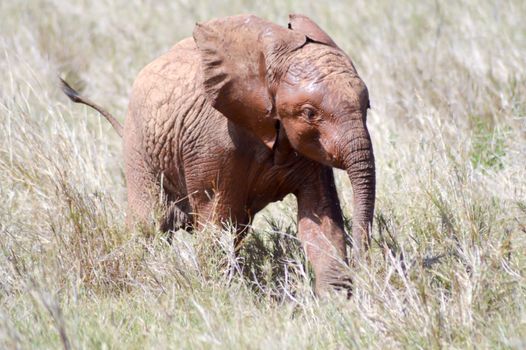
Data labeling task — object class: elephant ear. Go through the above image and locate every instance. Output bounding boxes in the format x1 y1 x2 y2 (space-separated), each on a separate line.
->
288 14 339 49
288 14 358 72
193 15 307 149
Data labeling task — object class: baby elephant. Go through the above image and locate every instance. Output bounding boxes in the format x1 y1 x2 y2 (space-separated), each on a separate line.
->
62 14 375 295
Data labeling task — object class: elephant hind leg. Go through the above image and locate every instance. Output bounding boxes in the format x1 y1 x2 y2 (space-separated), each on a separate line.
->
160 198 193 234
126 177 194 237
124 162 158 232
124 145 166 233
125 154 193 239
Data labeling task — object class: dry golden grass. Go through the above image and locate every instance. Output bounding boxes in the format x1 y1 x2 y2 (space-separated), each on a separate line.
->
1 0 525 348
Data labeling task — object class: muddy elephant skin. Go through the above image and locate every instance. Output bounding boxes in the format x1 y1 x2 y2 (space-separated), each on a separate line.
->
62 14 376 295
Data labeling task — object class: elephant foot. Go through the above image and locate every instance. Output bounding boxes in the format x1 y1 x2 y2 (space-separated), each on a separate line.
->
160 202 193 243
314 260 353 298
316 275 353 299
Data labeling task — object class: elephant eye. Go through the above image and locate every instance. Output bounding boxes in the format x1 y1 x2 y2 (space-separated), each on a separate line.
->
302 107 317 120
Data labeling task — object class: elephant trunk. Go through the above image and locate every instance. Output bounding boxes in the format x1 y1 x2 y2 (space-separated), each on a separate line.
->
342 131 376 259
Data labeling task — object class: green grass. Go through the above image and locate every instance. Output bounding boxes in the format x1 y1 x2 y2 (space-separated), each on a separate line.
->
1 0 525 348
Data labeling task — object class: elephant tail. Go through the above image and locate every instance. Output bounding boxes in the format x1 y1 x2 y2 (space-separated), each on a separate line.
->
59 78 123 137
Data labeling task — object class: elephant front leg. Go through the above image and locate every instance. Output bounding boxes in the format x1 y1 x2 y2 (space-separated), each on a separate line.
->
296 165 351 296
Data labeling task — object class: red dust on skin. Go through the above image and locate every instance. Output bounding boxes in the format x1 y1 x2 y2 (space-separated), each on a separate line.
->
61 14 376 296
276 68 370 170
276 80 329 165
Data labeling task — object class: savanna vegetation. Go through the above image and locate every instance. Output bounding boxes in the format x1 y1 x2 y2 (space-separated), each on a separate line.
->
0 0 525 348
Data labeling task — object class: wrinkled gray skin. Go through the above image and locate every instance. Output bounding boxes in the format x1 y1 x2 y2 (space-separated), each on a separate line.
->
69 14 375 295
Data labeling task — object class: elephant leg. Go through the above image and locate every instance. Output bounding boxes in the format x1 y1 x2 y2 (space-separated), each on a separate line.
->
124 153 158 231
185 175 250 262
124 148 188 234
126 167 193 237
295 164 350 296
185 150 250 234
190 188 249 231
160 197 193 233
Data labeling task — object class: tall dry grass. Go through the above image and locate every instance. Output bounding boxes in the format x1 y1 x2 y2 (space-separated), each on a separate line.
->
1 0 525 348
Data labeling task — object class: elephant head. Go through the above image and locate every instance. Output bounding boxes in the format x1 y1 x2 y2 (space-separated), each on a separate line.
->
193 14 375 255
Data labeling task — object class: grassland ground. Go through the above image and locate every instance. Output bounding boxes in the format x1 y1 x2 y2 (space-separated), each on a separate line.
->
1 0 525 348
